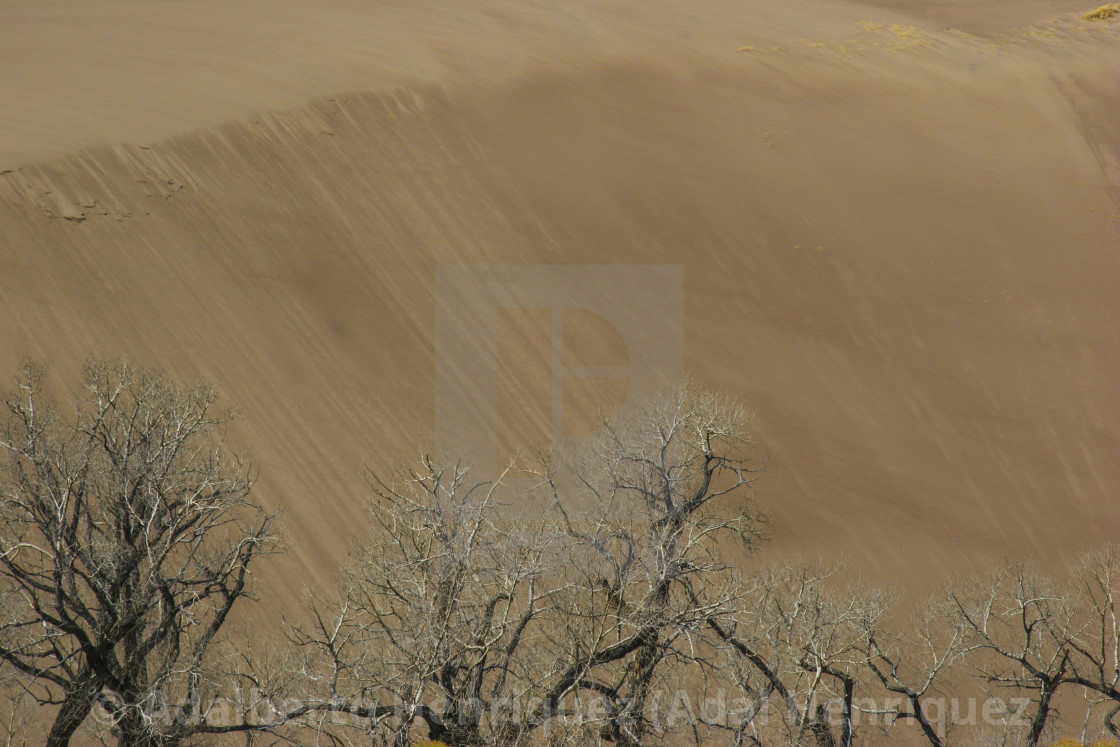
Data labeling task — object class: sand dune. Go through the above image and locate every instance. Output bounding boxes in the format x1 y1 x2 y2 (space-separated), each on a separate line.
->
1 0 1118 614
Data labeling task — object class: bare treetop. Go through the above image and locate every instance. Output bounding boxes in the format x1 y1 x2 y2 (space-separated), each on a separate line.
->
0 360 278 747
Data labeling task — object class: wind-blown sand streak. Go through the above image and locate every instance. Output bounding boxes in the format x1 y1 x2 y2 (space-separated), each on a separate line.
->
0 0 1117 616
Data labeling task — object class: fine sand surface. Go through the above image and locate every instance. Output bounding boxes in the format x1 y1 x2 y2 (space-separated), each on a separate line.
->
1 0 1118 617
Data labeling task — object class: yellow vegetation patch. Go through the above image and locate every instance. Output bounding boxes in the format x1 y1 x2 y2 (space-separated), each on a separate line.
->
1083 3 1119 20
889 24 925 39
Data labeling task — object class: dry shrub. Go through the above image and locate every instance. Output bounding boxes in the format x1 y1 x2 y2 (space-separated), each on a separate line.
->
1082 4 1119 21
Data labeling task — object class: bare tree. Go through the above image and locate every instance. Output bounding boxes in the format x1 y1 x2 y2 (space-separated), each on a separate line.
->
704 561 888 747
0 662 37 747
527 384 766 747
10 363 1113 747
1065 544 1120 739
858 593 967 747
294 384 766 747
0 360 278 747
947 561 1083 747
291 456 564 747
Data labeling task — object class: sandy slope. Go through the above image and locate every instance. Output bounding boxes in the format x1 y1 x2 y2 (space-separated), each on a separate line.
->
0 0 1118 615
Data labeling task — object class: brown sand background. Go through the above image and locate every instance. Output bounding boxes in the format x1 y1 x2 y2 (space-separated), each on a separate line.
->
1 0 1118 618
